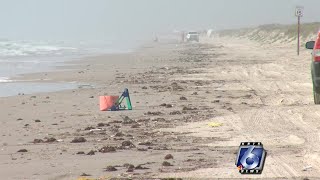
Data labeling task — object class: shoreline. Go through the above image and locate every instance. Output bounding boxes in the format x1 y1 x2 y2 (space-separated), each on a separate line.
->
0 50 137 98
4 39 161 94
0 36 150 98
5 40 179 98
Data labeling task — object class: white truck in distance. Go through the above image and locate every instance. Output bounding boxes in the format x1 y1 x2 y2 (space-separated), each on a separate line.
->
186 31 199 42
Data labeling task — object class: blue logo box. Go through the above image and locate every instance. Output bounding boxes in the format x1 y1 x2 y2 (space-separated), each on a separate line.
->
235 142 266 174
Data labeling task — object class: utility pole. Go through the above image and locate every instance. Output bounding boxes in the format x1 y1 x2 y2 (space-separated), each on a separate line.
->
295 6 304 56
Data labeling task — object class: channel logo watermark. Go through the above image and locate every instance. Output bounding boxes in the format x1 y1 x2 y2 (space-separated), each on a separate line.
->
235 142 266 174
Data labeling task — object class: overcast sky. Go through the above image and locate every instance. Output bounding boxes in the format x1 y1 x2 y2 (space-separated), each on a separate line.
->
0 0 318 42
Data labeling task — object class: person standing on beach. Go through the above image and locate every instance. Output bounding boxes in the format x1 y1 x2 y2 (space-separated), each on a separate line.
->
181 31 185 43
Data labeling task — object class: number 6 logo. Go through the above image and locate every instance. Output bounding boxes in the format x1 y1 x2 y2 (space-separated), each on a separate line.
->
240 146 260 169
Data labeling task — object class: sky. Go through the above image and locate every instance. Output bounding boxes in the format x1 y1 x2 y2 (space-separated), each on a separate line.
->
0 0 318 42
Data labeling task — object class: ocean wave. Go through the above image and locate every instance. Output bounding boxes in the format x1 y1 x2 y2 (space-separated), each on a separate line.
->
0 40 78 57
0 77 13 83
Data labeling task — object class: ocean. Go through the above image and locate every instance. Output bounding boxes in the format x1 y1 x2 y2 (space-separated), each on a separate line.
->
0 39 135 97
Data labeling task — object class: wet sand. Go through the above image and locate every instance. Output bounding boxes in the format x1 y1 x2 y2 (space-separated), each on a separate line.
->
0 37 318 180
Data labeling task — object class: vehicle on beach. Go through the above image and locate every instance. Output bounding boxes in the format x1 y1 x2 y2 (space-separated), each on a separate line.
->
306 31 320 104
186 31 199 42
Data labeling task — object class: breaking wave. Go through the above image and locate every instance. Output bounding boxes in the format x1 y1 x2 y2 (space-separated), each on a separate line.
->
0 40 78 57
0 77 13 83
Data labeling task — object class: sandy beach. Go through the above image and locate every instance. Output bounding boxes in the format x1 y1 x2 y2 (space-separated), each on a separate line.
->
0 35 318 180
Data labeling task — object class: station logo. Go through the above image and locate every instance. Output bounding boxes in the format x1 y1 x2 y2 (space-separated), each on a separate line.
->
235 142 266 174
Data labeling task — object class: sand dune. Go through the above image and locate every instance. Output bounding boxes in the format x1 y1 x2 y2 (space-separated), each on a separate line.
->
217 22 320 45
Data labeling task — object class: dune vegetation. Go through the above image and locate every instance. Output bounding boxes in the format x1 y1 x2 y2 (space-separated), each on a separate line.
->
217 22 320 44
